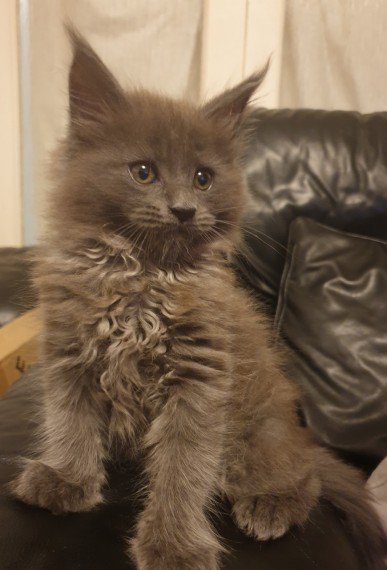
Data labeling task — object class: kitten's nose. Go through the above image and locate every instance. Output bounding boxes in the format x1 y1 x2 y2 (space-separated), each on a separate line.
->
169 206 196 223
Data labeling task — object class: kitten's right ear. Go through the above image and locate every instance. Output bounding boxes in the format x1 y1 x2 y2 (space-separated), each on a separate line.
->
202 62 269 133
66 25 126 127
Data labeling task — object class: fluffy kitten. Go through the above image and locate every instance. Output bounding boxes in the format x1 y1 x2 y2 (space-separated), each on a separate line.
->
11 29 385 570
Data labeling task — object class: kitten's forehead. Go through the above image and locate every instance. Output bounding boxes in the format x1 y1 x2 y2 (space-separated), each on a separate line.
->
117 91 233 165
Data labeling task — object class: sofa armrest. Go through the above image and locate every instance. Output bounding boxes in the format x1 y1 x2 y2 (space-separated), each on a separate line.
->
0 247 36 328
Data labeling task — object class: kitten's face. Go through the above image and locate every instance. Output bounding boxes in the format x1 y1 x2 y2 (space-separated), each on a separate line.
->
63 95 245 258
53 29 267 266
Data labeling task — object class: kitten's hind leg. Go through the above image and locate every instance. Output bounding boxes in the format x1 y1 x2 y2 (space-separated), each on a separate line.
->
231 469 320 541
11 366 108 514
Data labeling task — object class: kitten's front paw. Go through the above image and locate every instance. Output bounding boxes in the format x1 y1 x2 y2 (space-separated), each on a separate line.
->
130 535 219 570
10 460 103 515
233 480 320 541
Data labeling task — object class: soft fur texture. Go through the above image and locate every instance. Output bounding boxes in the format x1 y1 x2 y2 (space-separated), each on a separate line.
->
11 29 385 569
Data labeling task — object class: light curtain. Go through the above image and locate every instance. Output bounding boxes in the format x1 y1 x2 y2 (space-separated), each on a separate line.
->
280 0 387 112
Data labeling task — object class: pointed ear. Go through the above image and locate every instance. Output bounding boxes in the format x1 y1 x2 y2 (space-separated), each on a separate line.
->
66 25 126 126
202 62 269 131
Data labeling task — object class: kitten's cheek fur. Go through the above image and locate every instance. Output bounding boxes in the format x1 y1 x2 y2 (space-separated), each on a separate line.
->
10 460 103 514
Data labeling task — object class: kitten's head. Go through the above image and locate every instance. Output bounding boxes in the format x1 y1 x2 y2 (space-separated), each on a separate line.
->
50 28 267 267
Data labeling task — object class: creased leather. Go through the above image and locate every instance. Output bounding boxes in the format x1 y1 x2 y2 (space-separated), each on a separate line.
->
276 217 387 458
235 108 387 310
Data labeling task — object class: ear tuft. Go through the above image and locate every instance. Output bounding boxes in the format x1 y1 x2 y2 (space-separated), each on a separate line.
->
66 23 126 126
202 60 270 131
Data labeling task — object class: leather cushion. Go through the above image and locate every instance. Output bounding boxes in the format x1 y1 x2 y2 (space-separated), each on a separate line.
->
235 109 387 310
275 217 387 458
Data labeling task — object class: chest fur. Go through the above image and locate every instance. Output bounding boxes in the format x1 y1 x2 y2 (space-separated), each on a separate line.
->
49 241 231 444
88 270 202 439
39 240 232 449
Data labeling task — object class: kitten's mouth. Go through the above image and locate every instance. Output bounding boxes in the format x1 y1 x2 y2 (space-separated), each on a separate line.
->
162 221 221 248
170 220 197 231
165 221 202 239
169 220 217 237
117 219 226 267
118 218 221 259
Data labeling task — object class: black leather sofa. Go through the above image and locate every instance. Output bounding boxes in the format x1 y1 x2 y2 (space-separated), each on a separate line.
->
1 108 386 569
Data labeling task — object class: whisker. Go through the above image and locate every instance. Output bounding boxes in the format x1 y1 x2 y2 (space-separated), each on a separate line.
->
216 220 287 256
209 206 289 252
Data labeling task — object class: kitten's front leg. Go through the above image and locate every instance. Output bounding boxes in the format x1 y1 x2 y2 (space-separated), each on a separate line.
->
11 364 107 514
131 373 228 570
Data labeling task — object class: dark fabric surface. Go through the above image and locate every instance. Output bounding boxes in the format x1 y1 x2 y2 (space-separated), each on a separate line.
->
275 217 387 459
0 373 362 570
0 247 36 328
235 108 387 310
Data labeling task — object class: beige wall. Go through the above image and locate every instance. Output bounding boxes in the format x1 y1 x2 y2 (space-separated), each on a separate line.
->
280 0 387 111
0 0 22 247
201 0 284 104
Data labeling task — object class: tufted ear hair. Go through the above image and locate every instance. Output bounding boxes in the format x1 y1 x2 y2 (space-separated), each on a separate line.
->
202 61 269 132
66 24 126 127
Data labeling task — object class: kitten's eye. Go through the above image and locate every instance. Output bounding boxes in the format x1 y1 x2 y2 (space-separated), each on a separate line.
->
129 162 157 185
194 168 213 191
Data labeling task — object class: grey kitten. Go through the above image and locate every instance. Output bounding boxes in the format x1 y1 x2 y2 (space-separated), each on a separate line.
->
11 28 385 570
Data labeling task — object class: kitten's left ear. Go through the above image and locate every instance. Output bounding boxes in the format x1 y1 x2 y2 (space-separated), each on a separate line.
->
202 61 269 132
